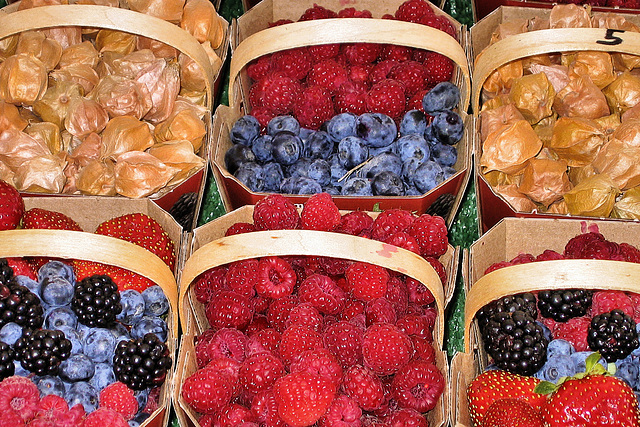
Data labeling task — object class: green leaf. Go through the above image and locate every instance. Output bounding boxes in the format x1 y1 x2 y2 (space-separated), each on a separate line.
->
534 380 557 395
372 202 382 212
607 362 617 376
585 352 603 374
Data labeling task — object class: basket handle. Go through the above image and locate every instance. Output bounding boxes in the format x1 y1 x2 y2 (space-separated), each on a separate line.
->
473 27 640 112
229 18 470 113
0 4 215 109
179 229 446 345
463 259 640 352
0 229 178 337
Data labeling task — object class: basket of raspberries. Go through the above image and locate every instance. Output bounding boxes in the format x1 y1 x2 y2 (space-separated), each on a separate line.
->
451 217 640 426
0 181 179 427
174 193 453 426
212 0 471 218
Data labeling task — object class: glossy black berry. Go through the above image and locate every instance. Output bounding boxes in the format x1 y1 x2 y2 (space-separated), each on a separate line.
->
0 341 15 380
538 289 593 322
72 275 121 328
0 281 44 330
113 333 172 390
588 309 639 363
14 329 71 376
477 292 538 333
0 258 13 286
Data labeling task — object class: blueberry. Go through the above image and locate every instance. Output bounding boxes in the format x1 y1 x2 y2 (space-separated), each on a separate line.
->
13 360 29 377
424 124 438 145
337 136 369 169
225 144 256 174
405 185 422 196
117 289 145 326
59 354 95 382
537 321 553 342
356 113 397 148
66 381 98 413
341 177 373 196
90 362 116 391
272 131 302 166
547 339 575 358
400 110 428 136
141 285 169 317
329 154 348 184
327 112 357 143
280 177 322 195
431 142 457 167
615 358 639 389
46 307 78 330
358 152 403 179
252 135 274 163
422 82 460 114
443 166 457 180
308 159 331 187
267 115 300 136
299 127 315 143
35 375 66 397
130 412 150 427
76 323 90 340
110 322 130 341
372 171 405 196
413 160 444 193
131 316 168 342
536 355 575 383
230 115 261 146
83 328 116 363
134 388 150 412
262 162 285 192
571 351 607 373
234 162 264 192
287 158 312 179
14 276 40 297
58 326 83 354
38 261 75 285
395 134 430 163
401 157 424 184
0 322 22 346
40 276 74 307
431 110 464 145
369 145 396 157
322 185 341 195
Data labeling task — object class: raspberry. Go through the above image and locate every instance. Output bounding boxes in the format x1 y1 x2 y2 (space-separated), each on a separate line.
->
564 232 606 259
319 394 362 426
239 352 286 395
279 324 324 366
335 211 374 236
339 298 367 322
253 194 300 231
371 209 415 241
82 408 129 427
411 336 436 363
225 259 259 297
308 60 349 95
298 274 346 315
274 372 336 426
362 323 412 376
343 43 381 65
206 328 249 363
379 45 414 62
271 48 312 80
418 13 457 39
204 357 241 396
590 290 634 318
308 44 341 62
290 348 343 387
620 243 640 263
294 85 336 130
509 253 535 265
425 257 447 285
385 408 428 426
421 52 454 86
249 106 277 129
583 240 625 261
395 0 434 23
34 394 67 420
334 81 368 115
385 276 409 315
348 64 373 85
346 262 389 302
269 18 294 27
99 382 138 420
251 390 285 426
391 361 444 412
317 256 352 277
384 232 421 254
182 367 234 414
0 376 39 422
365 298 397 325
299 4 337 20
193 266 227 304
406 214 448 257
484 261 512 274
407 89 429 111
300 193 341 231
252 73 302 114
407 277 436 305
396 314 434 341
343 365 385 411
225 222 257 236
206 290 254 331
286 302 324 331
368 60 399 85
553 316 591 352
389 61 428 97
215 403 256 426
323 321 364 369
247 55 273 82
255 257 296 299
536 250 564 261
247 328 281 356
366 80 406 120
337 7 372 18
267 296 299 333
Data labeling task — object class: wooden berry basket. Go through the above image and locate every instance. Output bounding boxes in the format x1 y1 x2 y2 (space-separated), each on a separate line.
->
0 198 181 427
450 217 640 426
173 205 455 427
470 6 640 233
0 3 229 219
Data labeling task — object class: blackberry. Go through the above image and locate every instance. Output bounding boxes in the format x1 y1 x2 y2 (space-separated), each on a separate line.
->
0 341 15 380
14 329 72 375
538 289 593 322
425 193 455 219
482 310 548 376
0 258 13 285
588 309 639 363
476 292 538 333
72 275 122 328
113 333 172 390
169 192 198 231
0 280 44 329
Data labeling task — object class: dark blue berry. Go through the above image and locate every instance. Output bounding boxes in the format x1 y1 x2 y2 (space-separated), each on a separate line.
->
413 160 444 193
399 110 428 136
308 159 331 187
83 328 116 363
252 135 274 163
372 171 405 196
422 82 460 114
59 354 95 382
431 110 464 145
358 153 402 179
131 316 168 342
90 362 116 391
267 115 300 136
303 130 334 160
230 115 261 146
38 261 75 285
234 162 264 192
401 157 424 184
41 277 74 307
341 177 373 196
395 134 431 163
35 375 66 397
287 158 312 179
280 177 322 195
225 144 256 174
272 131 302 165
337 136 369 169
431 142 457 167
46 307 78 330
322 185 341 195
327 112 357 143
65 381 98 412
0 322 22 346
117 289 145 326
356 112 397 148
262 162 284 192
57 326 82 354
141 285 169 317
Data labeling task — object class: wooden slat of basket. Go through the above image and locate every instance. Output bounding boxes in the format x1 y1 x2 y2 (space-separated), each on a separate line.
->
463 259 640 352
229 18 471 112
472 28 640 112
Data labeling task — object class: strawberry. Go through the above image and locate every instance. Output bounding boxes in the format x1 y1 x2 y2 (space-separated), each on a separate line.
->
99 382 138 421
0 180 23 230
6 258 36 280
273 372 336 427
72 260 155 293
22 208 82 231
467 370 547 426
482 398 544 427
95 213 175 270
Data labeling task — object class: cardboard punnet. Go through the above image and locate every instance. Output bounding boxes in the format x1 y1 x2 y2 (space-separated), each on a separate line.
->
470 5 640 234
173 205 456 427
451 217 640 426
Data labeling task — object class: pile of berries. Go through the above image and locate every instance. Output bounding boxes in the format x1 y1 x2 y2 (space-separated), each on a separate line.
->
245 0 458 130
226 81 463 197
538 0 640 7
181 194 449 425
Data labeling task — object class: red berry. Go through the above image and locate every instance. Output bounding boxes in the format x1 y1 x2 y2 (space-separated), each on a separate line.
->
418 13 457 39
564 232 606 259
396 314 434 340
0 180 23 230
395 0 434 23
323 320 364 369
251 390 286 426
247 55 273 82
348 64 373 85
299 4 337 20
391 360 444 412
406 277 436 305
204 357 242 396
365 298 397 325
421 52 454 86
290 348 343 388
343 43 381 65
368 60 399 85
510 253 536 265
249 106 277 129
553 316 591 352
294 85 336 130
362 323 412 376
225 222 257 236
425 256 447 286
308 60 349 95
389 61 428 97
335 211 374 236
337 7 372 18
379 45 414 62
255 257 296 300
271 48 312 81
308 44 341 62
215 403 257 427
366 79 406 120
371 209 415 241
298 274 346 315
206 290 254 331
226 259 259 297
0 376 40 422
406 214 448 257
384 232 421 254
536 250 564 262
253 194 300 231
301 193 341 231
99 382 138 421
319 394 362 426
239 352 286 395
286 302 324 332
273 372 336 427
6 258 36 281
182 367 234 414
279 324 324 366
82 408 129 427
385 408 428 426
252 73 302 115
267 296 299 333
205 328 249 364
23 208 82 231
193 266 227 304
334 81 368 115
342 365 385 411
590 290 634 318
346 262 389 302
247 328 281 356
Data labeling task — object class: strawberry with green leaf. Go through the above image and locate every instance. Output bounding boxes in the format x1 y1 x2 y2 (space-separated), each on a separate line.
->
537 352 640 426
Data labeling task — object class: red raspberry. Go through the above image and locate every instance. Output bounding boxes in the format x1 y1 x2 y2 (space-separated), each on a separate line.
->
590 290 634 318
215 403 256 426
422 52 454 86
406 277 435 305
343 43 381 65
252 73 302 115
99 382 138 421
251 390 286 426
342 365 385 411
365 298 397 325
225 222 256 236
267 296 299 333
294 85 336 130
239 352 286 395
299 274 346 315
582 240 625 261
206 328 249 364
339 298 366 322
628 293 640 323
269 19 294 27
247 55 273 82
389 61 428 97
378 45 414 62
411 336 436 363
553 316 591 352
335 211 374 236
193 266 227 304
248 315 270 334
317 256 352 277
82 408 129 427
371 209 415 241
384 231 421 254
362 415 386 426
271 48 312 80
308 60 349 95
279 324 324 366
301 193 341 231
564 232 606 259
425 257 447 286
249 106 277 129
335 81 368 115
204 357 242 396
346 262 389 302
385 408 428 426
391 361 444 412
397 314 434 340
484 261 512 274
182 367 234 414
338 7 372 18
362 323 412 376
536 250 564 261
367 80 405 120
348 64 373 85
323 321 364 369
319 394 362 426
0 376 40 421
255 257 296 299
253 194 300 231
247 328 281 356
407 89 429 111
510 253 536 265
418 13 457 39
385 276 409 315
308 44 341 62
274 372 336 426
33 394 67 420
620 243 640 263
206 290 254 330
286 302 324 331
290 348 343 387
300 4 337 20
395 0 434 23
406 214 448 257
369 60 399 85
225 259 259 297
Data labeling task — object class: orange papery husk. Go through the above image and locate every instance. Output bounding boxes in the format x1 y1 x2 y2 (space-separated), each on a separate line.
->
138 60 181 124
14 155 66 193
15 31 62 72
114 151 180 198
0 53 48 106
494 183 538 213
95 29 137 55
527 63 570 94
482 60 523 98
0 128 51 170
33 80 83 128
612 187 640 220
64 97 109 139
76 158 117 196
553 74 610 120
154 105 206 151
50 63 100 95
125 0 185 22
0 101 28 133
25 122 62 156
90 74 153 119
509 72 556 124
480 103 526 141
518 157 573 207
100 115 155 160
180 0 225 48
480 119 543 175
563 173 620 217
549 4 592 28
603 72 640 114
58 40 100 69
567 51 616 89
147 139 204 185
546 116 606 167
